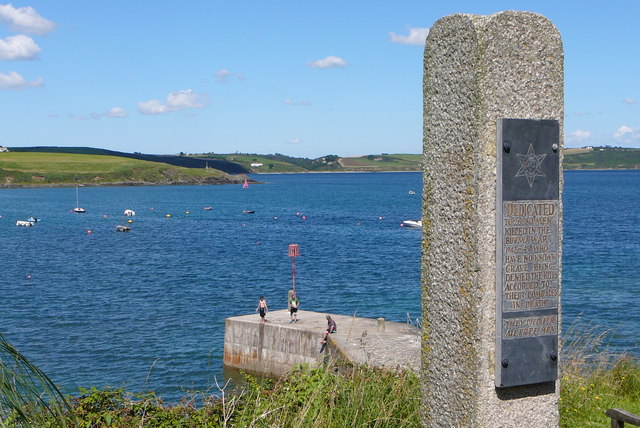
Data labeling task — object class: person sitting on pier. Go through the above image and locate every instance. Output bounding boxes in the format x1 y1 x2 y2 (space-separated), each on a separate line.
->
321 315 337 344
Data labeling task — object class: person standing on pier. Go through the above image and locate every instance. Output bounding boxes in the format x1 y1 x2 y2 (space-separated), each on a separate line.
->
289 292 299 323
256 296 268 324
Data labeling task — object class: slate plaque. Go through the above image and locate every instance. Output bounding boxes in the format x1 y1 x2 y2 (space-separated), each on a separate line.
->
496 118 560 388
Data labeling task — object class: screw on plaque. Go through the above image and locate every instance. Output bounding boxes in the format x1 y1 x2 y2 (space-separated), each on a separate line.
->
503 141 511 153
552 143 559 152
550 351 558 361
501 359 509 368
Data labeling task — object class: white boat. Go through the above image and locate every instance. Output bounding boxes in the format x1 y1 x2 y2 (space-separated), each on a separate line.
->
401 220 422 228
73 186 85 213
123 209 136 217
16 220 34 227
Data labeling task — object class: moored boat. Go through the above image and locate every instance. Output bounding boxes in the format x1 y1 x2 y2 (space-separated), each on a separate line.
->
73 186 86 213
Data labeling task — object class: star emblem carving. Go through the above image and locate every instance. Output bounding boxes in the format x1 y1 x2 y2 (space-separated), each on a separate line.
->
515 144 546 187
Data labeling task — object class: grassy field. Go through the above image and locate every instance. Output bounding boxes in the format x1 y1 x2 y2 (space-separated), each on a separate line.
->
564 147 640 169
196 154 309 173
200 153 423 173
339 154 421 171
0 152 238 186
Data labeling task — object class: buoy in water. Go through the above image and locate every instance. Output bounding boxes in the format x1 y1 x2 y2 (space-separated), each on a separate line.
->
87 230 92 234
103 214 108 218
128 219 133 223
302 216 307 220
166 214 171 218
185 211 190 214
26 274 31 279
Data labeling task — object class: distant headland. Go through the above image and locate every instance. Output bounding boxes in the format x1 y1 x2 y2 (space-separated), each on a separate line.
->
0 146 638 187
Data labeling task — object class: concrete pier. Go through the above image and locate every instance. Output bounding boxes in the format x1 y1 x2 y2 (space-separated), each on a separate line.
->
223 310 419 377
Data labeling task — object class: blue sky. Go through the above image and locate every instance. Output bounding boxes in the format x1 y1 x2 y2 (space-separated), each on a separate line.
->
1 1 639 157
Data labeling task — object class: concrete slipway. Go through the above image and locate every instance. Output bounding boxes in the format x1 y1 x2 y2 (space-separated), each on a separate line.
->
223 309 420 376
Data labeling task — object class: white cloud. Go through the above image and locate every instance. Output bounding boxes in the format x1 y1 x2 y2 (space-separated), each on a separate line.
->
0 71 43 90
299 101 311 107
214 69 245 82
0 34 41 60
215 69 232 82
567 130 592 142
623 97 636 105
613 125 640 144
137 89 209 115
0 4 56 35
284 99 295 105
69 113 88 121
87 107 128 119
105 107 127 118
287 138 302 144
389 27 429 46
307 56 347 69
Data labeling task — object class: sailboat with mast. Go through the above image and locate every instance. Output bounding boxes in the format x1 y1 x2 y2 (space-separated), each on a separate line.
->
73 186 86 213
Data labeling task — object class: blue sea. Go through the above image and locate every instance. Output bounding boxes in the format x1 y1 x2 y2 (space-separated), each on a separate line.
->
1 171 638 400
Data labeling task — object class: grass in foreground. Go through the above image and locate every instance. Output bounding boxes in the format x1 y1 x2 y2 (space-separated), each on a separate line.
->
0 333 74 427
24 365 419 427
559 323 640 427
4 326 640 427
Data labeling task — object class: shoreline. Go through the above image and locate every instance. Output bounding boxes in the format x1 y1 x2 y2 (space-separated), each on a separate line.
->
0 177 260 189
1 168 637 188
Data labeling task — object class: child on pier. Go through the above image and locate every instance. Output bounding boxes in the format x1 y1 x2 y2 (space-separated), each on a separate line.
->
289 292 299 323
256 296 268 324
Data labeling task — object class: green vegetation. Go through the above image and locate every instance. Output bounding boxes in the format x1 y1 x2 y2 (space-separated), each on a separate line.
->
196 153 422 173
2 363 419 427
4 326 640 427
564 147 640 170
0 333 74 427
339 154 421 171
4 146 640 183
560 324 640 427
0 152 240 187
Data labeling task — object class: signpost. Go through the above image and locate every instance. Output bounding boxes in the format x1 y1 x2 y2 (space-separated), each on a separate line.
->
288 244 300 292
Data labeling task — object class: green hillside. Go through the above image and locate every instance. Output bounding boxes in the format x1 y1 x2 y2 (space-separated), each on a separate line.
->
564 147 640 169
198 153 423 173
0 152 244 187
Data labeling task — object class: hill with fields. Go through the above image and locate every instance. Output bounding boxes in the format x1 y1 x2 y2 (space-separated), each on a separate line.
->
8 146 249 174
1 146 638 187
195 153 423 173
564 147 640 169
0 151 246 187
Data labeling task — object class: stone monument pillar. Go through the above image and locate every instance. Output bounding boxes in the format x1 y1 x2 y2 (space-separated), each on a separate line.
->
421 11 563 427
